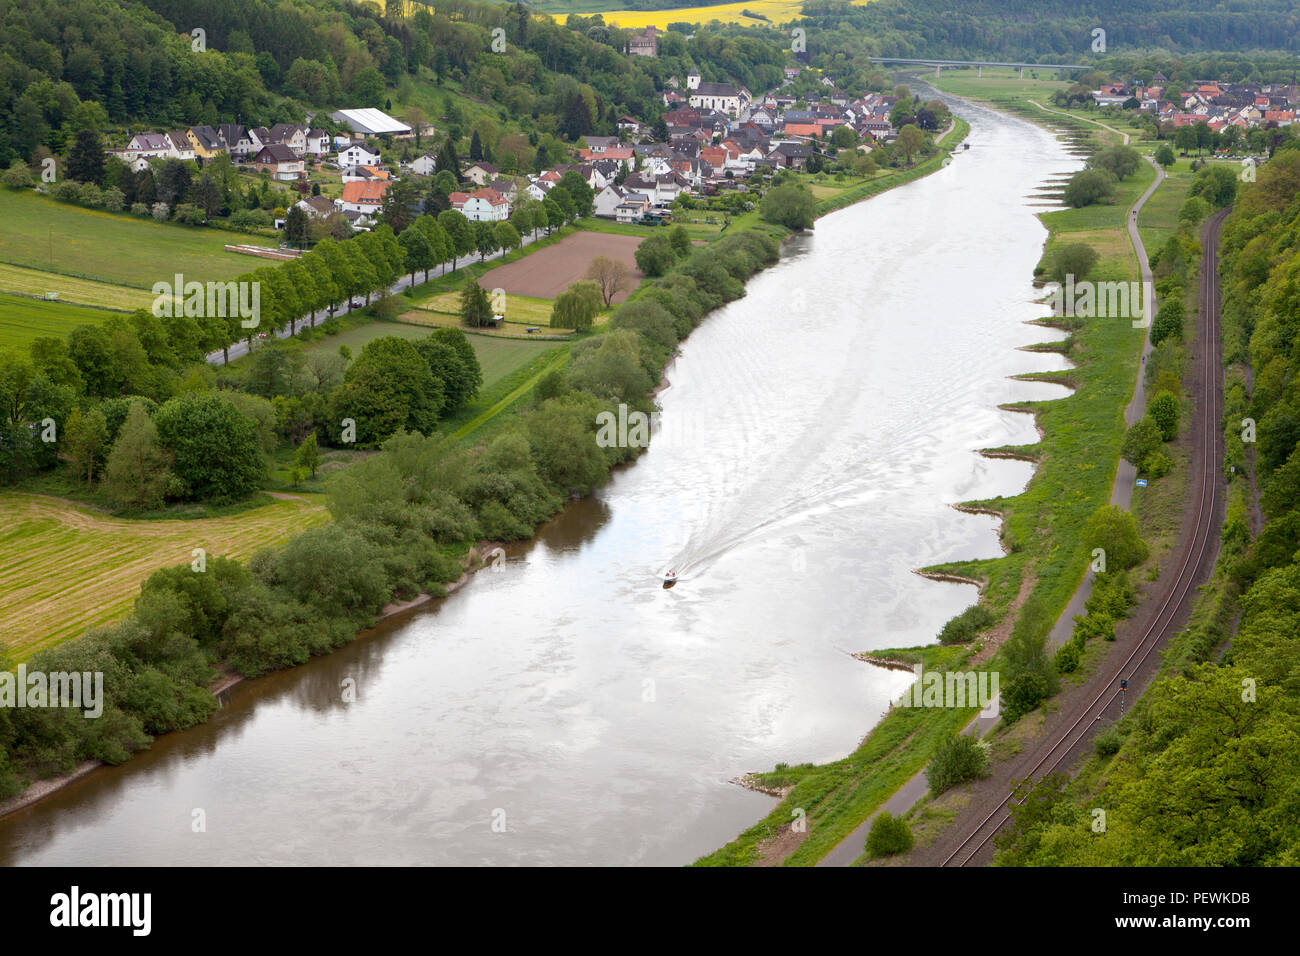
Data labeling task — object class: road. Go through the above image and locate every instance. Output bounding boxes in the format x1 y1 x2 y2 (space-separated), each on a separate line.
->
205 226 550 365
818 154 1179 869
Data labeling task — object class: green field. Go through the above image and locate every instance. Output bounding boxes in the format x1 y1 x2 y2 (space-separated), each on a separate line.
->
0 491 329 660
0 190 254 289
303 318 562 389
0 262 154 312
0 292 116 349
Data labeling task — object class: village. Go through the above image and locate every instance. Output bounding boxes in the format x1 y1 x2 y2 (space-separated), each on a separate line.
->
1090 73 1297 132
103 47 914 237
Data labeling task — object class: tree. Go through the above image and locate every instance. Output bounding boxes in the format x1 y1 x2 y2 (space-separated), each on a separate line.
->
550 280 602 331
1154 144 1177 168
438 209 474 270
1063 168 1118 208
668 224 691 258
63 406 107 488
415 215 450 277
558 171 593 217
1151 299 1185 346
896 124 924 164
294 433 320 479
459 277 493 328
760 183 815 230
414 336 473 411
1190 164 1237 208
635 233 676 277
494 221 521 255
1082 503 1149 570
154 394 265 502
1088 145 1141 181
283 205 309 250
585 256 632 307
103 401 171 511
67 128 105 184
473 220 498 261
469 128 483 162
328 336 443 443
398 227 434 282
2 160 33 190
542 197 564 232
1148 390 1179 441
1050 243 1100 283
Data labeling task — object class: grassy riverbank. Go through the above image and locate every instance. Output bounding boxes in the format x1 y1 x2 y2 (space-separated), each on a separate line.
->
697 80 1163 866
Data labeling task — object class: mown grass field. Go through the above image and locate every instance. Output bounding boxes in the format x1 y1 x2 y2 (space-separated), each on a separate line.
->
0 492 329 661
416 291 556 326
0 190 252 289
0 292 116 350
0 263 153 312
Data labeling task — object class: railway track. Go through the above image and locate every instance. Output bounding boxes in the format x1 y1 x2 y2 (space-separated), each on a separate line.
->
940 206 1229 868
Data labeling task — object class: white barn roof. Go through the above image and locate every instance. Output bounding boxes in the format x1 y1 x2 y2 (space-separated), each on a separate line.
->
329 108 411 135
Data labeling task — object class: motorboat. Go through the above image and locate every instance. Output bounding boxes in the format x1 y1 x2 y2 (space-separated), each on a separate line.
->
662 570 678 589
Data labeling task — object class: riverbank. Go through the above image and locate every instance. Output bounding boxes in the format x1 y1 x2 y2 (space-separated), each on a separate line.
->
698 84 1166 866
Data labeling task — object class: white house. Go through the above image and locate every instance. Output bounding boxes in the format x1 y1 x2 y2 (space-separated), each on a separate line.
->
593 184 628 218
453 187 510 222
338 144 381 168
410 154 438 176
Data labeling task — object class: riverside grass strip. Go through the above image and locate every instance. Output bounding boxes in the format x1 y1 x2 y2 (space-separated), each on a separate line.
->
699 84 1163 867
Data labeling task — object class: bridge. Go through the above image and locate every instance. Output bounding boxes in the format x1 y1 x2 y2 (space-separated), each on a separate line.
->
868 57 1092 78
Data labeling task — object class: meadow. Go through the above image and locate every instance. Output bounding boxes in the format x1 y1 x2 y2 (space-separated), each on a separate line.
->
0 292 116 350
0 492 329 660
0 190 253 290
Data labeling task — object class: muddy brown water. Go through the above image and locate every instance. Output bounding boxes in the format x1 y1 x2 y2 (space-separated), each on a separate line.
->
0 97 1081 865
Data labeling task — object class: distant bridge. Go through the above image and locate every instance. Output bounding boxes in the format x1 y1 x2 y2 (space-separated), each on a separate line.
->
868 57 1092 77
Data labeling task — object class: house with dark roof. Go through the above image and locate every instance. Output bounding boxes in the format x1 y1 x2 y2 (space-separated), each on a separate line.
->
253 143 306 180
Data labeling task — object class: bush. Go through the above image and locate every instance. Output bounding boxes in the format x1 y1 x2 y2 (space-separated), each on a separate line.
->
1054 640 1080 674
1082 504 1149 570
1063 168 1117 207
1150 298 1185 346
1148 390 1179 441
1001 671 1050 723
865 811 915 858
1121 417 1163 469
1143 450 1173 479
926 734 991 794
938 603 997 644
1094 726 1122 756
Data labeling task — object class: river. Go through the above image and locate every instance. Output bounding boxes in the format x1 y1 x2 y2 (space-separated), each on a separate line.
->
0 96 1080 866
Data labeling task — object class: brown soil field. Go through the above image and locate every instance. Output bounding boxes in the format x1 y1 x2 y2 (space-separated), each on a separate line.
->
476 231 644 302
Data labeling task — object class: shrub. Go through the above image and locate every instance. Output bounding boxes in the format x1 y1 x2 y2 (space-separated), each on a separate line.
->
1143 450 1173 479
865 811 915 858
926 734 991 794
1001 671 1050 723
1094 726 1122 756
938 603 997 644
1148 390 1179 441
1121 417 1163 469
1054 640 1080 674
